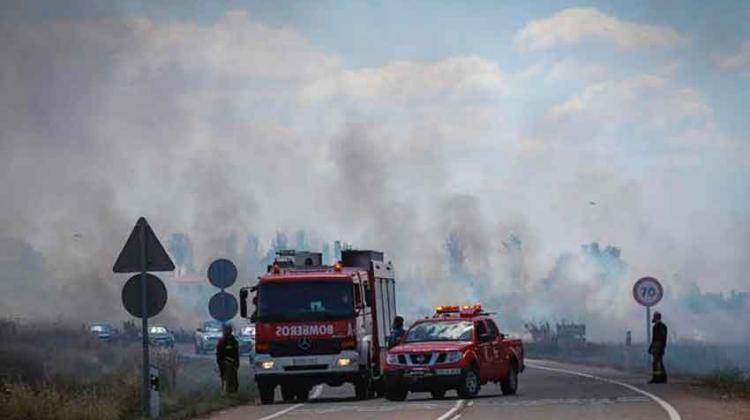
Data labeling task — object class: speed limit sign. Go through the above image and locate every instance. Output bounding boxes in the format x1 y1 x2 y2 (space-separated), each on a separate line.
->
633 277 663 307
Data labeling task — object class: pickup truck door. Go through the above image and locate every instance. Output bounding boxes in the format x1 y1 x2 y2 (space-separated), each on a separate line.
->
485 319 505 379
474 320 494 381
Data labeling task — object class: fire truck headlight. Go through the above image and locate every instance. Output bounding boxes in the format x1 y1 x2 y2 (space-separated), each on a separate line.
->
257 360 275 370
336 357 353 367
445 351 463 363
386 353 400 365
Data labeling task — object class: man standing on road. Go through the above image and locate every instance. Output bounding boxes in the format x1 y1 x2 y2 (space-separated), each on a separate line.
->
648 312 668 384
388 316 405 349
216 324 240 393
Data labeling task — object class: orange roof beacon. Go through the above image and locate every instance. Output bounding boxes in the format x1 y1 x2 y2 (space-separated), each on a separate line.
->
383 303 524 400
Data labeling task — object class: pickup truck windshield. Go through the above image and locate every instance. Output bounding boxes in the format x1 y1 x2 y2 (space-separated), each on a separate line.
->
258 281 354 322
405 320 473 343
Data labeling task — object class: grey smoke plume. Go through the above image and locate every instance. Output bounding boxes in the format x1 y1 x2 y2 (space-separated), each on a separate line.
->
0 9 748 343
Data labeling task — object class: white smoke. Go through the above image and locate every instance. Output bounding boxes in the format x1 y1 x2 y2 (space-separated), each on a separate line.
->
0 10 747 343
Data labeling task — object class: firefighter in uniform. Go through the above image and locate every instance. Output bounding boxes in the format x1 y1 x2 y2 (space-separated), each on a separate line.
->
216 324 240 393
387 316 405 349
648 311 668 384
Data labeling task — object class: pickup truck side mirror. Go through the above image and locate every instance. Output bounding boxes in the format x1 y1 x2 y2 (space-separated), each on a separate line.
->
498 333 506 340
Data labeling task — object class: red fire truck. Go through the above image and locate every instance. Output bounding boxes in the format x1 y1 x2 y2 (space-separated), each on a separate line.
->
239 250 397 404
383 304 524 400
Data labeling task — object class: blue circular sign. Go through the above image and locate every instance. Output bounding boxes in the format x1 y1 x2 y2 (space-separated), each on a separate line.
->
209 291 238 322
207 259 237 289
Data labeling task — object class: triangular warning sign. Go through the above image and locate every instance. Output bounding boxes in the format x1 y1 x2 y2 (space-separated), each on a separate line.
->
113 217 175 273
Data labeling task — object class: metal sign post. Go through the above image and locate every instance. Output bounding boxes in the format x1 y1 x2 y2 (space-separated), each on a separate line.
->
632 276 664 345
114 217 174 418
139 222 149 415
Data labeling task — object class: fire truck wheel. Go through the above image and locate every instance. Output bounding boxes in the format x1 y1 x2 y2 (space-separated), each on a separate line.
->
457 368 480 398
295 386 310 401
280 384 296 402
373 380 384 398
430 389 446 399
355 376 371 400
258 380 275 404
500 362 518 395
384 386 408 401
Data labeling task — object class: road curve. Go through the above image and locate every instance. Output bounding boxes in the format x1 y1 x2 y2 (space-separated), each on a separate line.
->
203 358 696 420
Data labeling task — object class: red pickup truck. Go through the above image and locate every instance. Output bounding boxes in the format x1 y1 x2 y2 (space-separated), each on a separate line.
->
383 304 524 400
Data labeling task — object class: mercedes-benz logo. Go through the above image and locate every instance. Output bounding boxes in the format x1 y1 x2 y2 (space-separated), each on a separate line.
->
297 336 312 351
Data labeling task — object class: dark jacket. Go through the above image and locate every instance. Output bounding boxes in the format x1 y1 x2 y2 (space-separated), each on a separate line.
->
650 321 668 356
388 327 405 349
216 334 239 366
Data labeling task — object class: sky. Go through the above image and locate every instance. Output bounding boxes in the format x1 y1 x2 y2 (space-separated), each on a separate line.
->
0 1 748 342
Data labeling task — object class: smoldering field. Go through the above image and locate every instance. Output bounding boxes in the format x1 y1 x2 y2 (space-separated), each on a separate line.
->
1 11 749 352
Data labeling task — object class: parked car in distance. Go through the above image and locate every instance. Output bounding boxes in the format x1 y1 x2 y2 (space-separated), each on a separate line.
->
88 323 115 340
194 320 223 354
238 325 255 356
147 325 175 348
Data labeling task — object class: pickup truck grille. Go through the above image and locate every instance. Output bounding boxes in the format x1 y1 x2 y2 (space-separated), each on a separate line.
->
269 339 342 357
408 353 433 365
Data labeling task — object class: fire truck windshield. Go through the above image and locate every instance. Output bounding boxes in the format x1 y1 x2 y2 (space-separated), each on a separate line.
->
257 281 355 322
404 320 474 343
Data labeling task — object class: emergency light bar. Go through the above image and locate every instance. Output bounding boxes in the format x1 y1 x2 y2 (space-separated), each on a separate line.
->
434 304 484 317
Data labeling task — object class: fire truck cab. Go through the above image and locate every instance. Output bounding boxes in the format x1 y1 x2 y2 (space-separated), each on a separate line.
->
383 304 524 400
239 250 396 404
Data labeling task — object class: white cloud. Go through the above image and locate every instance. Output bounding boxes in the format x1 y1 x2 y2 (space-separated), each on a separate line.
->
300 56 505 104
546 59 608 81
548 74 711 131
714 41 750 72
514 7 686 51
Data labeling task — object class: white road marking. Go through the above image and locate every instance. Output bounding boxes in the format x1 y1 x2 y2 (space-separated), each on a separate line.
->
435 399 466 420
256 385 323 420
471 396 650 407
527 363 682 420
450 414 462 420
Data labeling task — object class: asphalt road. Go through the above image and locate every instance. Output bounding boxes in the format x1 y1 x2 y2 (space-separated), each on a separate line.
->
174 342 746 420
201 358 728 420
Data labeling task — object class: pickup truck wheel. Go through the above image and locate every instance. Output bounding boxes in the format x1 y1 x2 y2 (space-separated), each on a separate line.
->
384 387 408 401
295 386 310 401
281 385 296 402
500 363 518 395
258 380 275 404
457 368 480 398
430 389 446 399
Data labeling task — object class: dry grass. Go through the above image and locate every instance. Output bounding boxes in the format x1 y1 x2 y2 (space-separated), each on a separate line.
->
0 319 255 420
0 383 123 420
702 369 750 400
